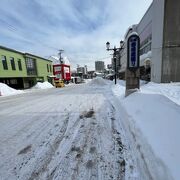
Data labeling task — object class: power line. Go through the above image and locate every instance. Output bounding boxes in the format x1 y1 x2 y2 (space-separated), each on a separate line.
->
0 18 112 62
0 18 58 51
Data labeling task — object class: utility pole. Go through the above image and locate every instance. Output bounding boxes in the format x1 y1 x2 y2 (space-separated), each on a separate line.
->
58 49 64 64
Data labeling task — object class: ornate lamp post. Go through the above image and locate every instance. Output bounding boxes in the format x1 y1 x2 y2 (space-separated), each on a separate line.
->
106 41 124 84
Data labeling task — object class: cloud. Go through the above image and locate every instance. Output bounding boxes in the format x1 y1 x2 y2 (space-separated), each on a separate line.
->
0 0 152 70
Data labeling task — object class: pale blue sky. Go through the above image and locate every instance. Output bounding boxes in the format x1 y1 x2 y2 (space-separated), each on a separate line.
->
0 0 152 70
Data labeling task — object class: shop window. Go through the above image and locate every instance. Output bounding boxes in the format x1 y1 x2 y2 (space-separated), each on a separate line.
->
18 59 22 71
10 57 16 70
1 55 8 70
25 57 37 75
10 79 17 84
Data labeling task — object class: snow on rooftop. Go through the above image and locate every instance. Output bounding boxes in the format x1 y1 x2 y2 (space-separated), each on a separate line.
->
49 56 70 65
0 83 24 96
140 51 152 66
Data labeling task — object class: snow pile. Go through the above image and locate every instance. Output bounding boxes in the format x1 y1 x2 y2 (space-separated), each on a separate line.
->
112 82 180 180
84 79 92 84
0 83 24 96
88 77 107 86
112 80 148 99
123 93 180 180
31 81 54 89
141 82 180 105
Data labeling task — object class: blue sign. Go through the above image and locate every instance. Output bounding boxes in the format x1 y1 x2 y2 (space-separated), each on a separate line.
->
127 34 140 69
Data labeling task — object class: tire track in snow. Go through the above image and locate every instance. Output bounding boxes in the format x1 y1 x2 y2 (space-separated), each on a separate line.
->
41 111 85 179
28 114 70 180
107 93 141 180
109 104 126 180
70 111 100 180
44 109 100 180
13 113 70 180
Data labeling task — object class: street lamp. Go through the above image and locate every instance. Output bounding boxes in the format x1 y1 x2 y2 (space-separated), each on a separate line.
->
106 41 124 84
106 42 110 50
120 40 124 48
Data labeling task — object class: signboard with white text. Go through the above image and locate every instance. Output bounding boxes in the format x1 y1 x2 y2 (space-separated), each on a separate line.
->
127 34 140 70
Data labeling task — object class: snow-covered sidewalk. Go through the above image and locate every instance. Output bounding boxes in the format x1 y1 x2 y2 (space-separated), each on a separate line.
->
112 80 180 180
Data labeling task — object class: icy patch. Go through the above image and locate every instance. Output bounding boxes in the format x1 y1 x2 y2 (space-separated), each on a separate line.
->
31 81 54 89
0 83 24 96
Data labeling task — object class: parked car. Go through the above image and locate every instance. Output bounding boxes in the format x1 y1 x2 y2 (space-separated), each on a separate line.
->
54 80 65 88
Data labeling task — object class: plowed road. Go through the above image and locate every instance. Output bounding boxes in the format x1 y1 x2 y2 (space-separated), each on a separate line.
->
0 79 168 180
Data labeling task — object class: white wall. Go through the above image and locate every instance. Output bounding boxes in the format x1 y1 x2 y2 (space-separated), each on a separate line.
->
137 3 153 39
151 0 165 83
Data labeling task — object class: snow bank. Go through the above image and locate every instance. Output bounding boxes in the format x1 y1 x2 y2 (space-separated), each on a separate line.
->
112 81 180 180
31 81 54 89
112 80 147 99
0 83 24 96
123 93 180 180
141 82 180 105
88 77 107 86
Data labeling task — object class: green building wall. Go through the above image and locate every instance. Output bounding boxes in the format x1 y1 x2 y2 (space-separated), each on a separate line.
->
0 48 27 78
0 46 53 89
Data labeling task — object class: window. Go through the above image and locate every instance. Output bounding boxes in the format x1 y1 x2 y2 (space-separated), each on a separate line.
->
10 57 16 70
49 65 52 72
10 79 17 84
1 55 8 70
18 59 22 71
26 57 37 75
47 64 49 72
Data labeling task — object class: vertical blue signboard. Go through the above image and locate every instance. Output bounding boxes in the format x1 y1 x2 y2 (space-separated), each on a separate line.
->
127 34 140 69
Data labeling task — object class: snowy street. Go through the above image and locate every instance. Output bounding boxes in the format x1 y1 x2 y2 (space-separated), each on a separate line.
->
1 0 180 179
0 79 178 180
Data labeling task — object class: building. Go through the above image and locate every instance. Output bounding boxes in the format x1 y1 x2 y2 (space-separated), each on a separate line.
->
95 61 105 73
87 70 95 79
76 65 88 78
0 46 53 89
120 0 180 83
77 66 84 74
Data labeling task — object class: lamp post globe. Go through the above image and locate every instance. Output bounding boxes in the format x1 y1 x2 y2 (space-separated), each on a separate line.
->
106 42 110 50
120 40 124 48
